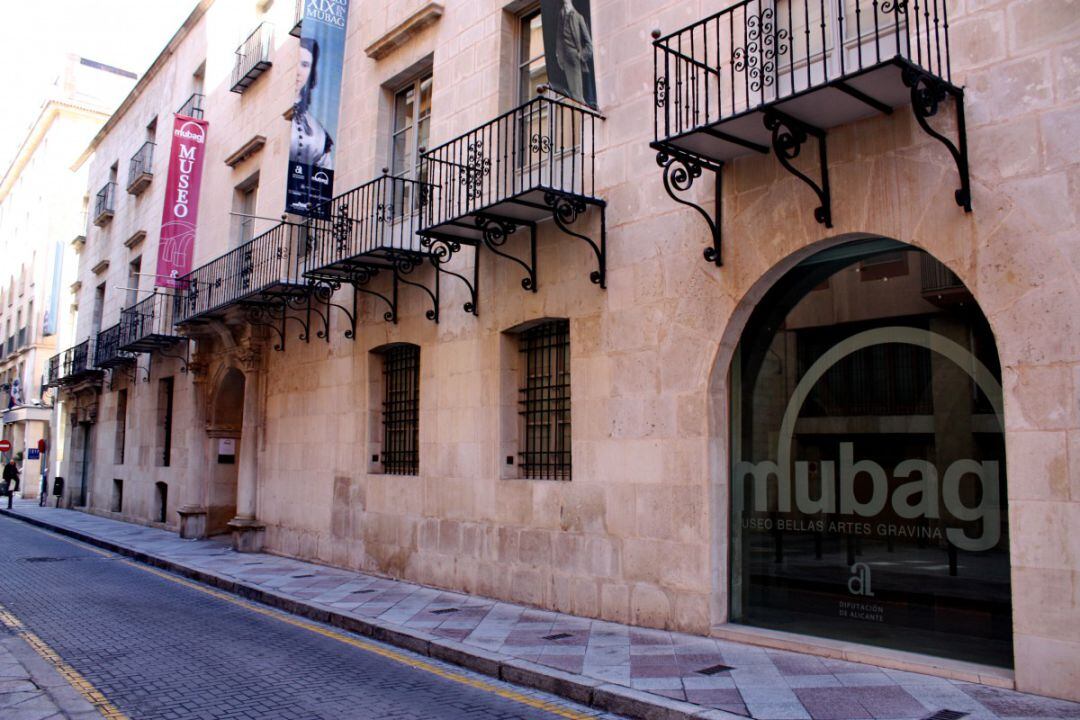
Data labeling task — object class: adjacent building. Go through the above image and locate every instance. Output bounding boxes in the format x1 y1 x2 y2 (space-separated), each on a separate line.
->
0 54 134 497
46 0 1079 703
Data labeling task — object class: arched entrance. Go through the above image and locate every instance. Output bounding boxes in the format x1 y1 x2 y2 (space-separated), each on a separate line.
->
206 367 244 535
727 239 1011 667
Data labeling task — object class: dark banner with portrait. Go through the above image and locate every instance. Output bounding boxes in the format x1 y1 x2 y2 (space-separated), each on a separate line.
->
540 0 597 108
286 0 350 217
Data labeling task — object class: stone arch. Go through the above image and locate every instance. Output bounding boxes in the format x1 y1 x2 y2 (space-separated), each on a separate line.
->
705 233 1012 668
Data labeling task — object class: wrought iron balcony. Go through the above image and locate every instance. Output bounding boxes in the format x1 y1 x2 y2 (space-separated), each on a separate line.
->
119 292 183 353
177 93 205 120
174 220 308 332
127 141 155 195
418 94 607 304
302 173 440 324
652 0 969 265
94 323 135 369
93 182 116 226
290 0 303 37
53 340 101 386
46 354 59 386
231 23 274 94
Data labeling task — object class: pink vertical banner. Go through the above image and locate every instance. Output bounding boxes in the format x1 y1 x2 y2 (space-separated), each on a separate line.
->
156 114 209 288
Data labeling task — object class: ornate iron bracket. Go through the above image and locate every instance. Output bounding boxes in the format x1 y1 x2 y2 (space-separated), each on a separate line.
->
425 235 479 316
348 266 398 325
543 193 607 288
156 339 192 373
309 279 358 340
654 147 723 265
242 300 292 352
475 214 537 292
392 255 440 323
285 291 322 344
762 109 832 228
902 68 971 212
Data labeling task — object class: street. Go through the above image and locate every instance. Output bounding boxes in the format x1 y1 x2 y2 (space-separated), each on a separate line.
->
0 515 619 720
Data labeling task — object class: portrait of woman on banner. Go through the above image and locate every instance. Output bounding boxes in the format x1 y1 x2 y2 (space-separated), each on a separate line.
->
291 37 334 170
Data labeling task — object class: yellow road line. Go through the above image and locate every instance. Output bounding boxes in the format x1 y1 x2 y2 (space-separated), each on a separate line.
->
8 517 596 719
126 561 596 720
0 604 129 719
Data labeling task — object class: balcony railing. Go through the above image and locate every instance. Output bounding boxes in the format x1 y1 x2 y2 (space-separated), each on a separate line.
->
52 339 100 385
652 0 968 265
231 23 274 93
119 292 183 352
418 95 607 293
290 0 303 37
177 93 205 120
93 182 116 226
127 141 155 195
304 173 431 281
175 221 307 325
94 324 134 369
46 354 60 386
654 0 954 147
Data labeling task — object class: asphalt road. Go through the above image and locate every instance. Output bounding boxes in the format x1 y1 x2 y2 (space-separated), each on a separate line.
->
0 515 620 720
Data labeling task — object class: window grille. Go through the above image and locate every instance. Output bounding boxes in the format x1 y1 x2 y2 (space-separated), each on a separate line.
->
382 345 420 475
518 320 571 479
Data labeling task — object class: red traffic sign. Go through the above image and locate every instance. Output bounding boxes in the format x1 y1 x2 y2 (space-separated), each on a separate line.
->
37 439 46 453
0 440 10 453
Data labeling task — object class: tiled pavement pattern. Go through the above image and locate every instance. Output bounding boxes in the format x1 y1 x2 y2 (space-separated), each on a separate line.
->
8 503 1080 720
0 630 100 720
0 513 622 720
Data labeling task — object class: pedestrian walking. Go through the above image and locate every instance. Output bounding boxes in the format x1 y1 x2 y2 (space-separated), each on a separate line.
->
2 460 19 509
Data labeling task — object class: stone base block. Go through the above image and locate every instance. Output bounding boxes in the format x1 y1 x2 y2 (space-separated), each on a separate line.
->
228 517 266 553
177 506 208 540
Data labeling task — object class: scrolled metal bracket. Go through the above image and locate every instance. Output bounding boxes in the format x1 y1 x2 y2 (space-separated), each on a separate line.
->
347 266 398 325
392 255 440 324
242 301 288 352
156 339 193 373
425 236 479 316
653 147 723 265
310 279 357 340
762 108 832 229
543 192 607 288
902 68 972 212
475 215 537 293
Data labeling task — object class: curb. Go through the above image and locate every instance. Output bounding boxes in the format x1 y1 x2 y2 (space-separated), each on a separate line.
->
0 509 744 720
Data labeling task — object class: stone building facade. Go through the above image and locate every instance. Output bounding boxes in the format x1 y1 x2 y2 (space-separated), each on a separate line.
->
51 0 1079 702
0 55 133 496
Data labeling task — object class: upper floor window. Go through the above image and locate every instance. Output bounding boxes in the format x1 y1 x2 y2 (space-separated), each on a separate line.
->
391 75 432 181
518 8 547 104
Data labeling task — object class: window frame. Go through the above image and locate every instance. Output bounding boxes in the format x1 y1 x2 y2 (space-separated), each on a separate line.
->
517 319 571 480
517 6 546 105
390 75 433 181
380 344 420 476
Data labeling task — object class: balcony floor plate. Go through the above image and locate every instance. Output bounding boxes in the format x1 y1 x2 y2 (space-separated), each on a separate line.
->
120 335 183 353
660 58 920 166
177 280 309 325
95 356 136 370
420 187 601 243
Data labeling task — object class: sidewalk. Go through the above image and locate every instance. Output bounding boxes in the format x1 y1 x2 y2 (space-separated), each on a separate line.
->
0 619 101 719
4 502 1079 720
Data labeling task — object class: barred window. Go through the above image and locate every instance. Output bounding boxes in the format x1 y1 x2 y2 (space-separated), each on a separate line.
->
518 320 571 479
381 344 420 475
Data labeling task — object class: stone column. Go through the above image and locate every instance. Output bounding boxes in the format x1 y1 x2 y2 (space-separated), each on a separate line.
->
178 354 210 539
228 344 265 552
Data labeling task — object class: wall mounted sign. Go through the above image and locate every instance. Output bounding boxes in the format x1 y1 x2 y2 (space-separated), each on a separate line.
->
540 0 597 108
156 114 209 288
286 0 350 217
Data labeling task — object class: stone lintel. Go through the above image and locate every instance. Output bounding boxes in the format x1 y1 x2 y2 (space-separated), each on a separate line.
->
364 2 444 60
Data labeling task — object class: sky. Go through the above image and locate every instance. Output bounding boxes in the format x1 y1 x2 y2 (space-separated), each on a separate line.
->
0 0 199 171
